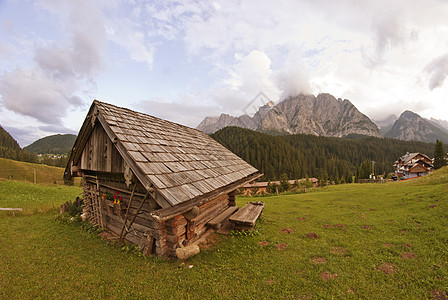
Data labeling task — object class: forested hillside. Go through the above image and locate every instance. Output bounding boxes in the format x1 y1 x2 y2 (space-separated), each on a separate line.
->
0 125 37 163
211 127 435 182
24 134 76 155
0 125 20 150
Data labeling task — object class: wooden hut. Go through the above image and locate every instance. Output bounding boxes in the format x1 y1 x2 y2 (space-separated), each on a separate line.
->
64 100 260 257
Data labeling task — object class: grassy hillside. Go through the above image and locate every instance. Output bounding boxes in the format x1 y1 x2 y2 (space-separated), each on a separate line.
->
24 133 76 155
0 157 79 185
0 180 82 214
0 167 447 298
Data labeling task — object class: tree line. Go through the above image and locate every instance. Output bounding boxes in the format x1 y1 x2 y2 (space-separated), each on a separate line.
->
211 126 436 182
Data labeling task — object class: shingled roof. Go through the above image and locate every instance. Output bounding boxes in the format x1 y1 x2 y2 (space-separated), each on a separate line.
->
65 100 259 208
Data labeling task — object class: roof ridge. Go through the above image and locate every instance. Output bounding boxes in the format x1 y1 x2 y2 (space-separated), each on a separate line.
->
93 99 207 135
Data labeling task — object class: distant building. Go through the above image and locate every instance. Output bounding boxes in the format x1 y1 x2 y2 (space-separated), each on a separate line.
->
393 152 433 179
241 178 318 195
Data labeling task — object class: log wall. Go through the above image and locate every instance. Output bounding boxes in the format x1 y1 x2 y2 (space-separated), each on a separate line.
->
83 174 233 257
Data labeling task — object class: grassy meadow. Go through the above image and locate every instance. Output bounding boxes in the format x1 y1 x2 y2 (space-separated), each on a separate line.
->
0 167 447 299
0 157 81 185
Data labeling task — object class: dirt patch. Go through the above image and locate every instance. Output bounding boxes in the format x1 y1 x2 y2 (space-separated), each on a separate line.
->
377 263 396 274
266 279 277 284
280 228 295 234
431 290 448 300
369 208 376 211
98 231 115 240
384 243 392 248
276 243 288 250
400 230 407 234
306 233 319 239
198 233 221 249
335 224 347 228
331 247 346 255
323 224 334 228
258 241 270 247
404 243 412 248
401 252 417 259
320 272 338 281
303 215 312 217
362 225 372 229
386 220 394 223
297 217 306 221
310 257 327 264
430 204 437 208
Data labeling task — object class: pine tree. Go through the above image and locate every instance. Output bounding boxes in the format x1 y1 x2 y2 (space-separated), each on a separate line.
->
358 160 372 179
279 173 290 192
434 140 447 169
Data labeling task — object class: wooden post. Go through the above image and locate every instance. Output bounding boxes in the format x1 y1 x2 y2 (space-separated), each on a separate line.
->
33 168 36 184
118 183 137 242
120 191 149 242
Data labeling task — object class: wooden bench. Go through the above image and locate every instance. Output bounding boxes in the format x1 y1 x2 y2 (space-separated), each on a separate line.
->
0 208 23 216
229 201 264 230
207 206 239 229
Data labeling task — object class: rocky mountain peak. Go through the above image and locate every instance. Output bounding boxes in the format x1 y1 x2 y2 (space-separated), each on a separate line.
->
197 93 382 138
384 110 448 143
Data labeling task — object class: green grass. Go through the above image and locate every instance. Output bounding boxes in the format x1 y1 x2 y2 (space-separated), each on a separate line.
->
0 180 82 214
0 157 81 185
0 168 447 299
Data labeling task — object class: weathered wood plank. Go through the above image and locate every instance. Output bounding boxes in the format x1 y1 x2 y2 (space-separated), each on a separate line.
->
190 202 229 229
150 173 262 221
207 206 239 229
229 202 264 227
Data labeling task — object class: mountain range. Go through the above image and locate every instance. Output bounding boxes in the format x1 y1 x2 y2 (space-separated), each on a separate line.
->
197 93 448 144
198 93 382 138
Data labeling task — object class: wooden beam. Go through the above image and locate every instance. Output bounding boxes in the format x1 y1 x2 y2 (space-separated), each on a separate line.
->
120 191 150 242
118 183 137 242
150 173 262 222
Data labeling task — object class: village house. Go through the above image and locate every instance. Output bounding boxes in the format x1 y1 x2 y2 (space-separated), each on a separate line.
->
64 100 261 257
241 178 318 195
393 152 433 179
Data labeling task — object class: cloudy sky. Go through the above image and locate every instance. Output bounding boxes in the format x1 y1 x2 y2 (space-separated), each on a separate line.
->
1 0 448 146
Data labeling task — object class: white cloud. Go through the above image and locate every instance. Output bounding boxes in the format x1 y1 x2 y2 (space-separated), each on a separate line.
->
135 94 220 128
0 0 106 125
106 18 156 68
0 67 83 124
424 53 448 90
